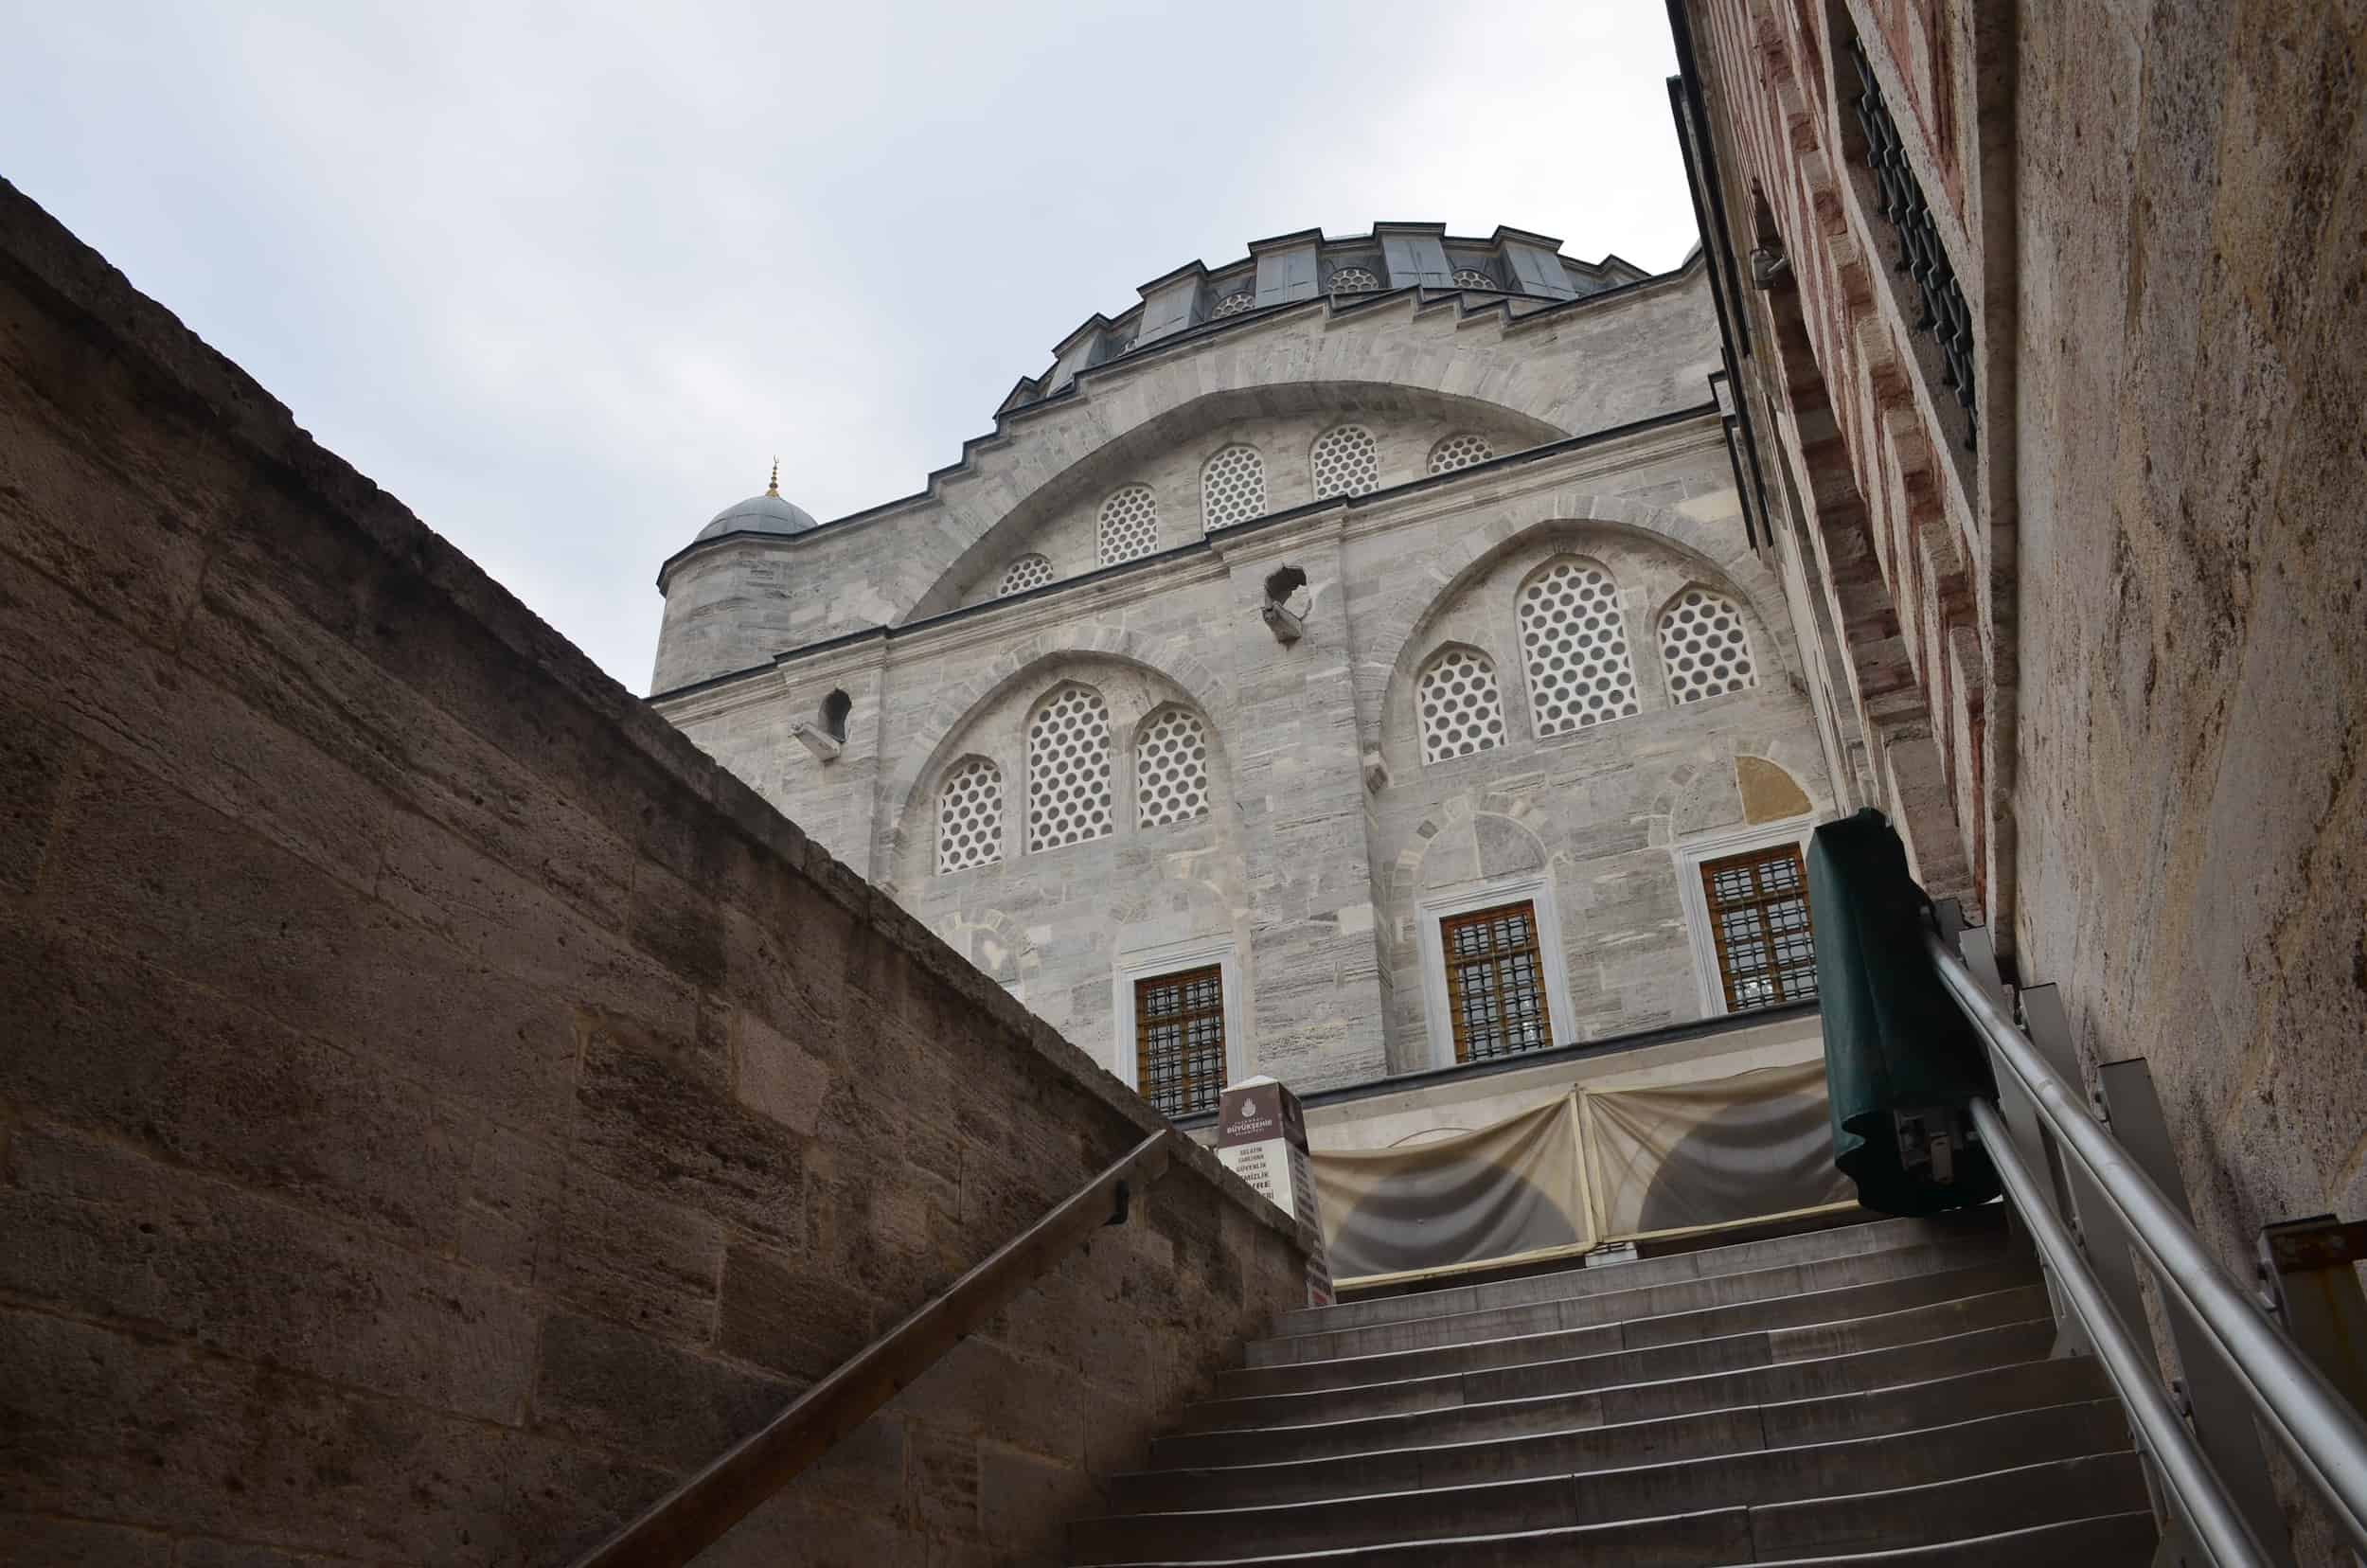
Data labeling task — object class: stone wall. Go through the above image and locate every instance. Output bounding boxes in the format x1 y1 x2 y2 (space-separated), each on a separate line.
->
1677 2 2365 1559
0 179 1310 1567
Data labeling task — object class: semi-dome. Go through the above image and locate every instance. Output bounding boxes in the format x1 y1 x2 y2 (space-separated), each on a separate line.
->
695 461 818 543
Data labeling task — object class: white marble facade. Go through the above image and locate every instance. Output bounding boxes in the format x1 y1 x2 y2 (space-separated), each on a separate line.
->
649 223 1844 1107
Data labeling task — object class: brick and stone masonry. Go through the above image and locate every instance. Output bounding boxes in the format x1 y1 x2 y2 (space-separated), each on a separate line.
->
0 178 1313 1566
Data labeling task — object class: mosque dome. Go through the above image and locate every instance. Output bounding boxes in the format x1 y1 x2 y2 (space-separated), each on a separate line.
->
694 461 818 543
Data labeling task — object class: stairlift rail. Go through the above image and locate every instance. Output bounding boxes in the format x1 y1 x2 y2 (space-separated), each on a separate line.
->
1927 932 2367 1560
1966 1095 2273 1567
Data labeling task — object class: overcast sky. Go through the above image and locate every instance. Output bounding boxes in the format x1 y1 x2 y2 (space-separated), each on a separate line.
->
4 2 1696 694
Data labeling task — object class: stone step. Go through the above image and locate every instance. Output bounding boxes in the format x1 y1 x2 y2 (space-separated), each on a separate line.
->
1066 1401 2132 1562
1152 1319 2056 1468
1251 1238 2019 1366
1219 1261 2042 1396
1285 1209 2006 1337
1189 1287 2052 1430
1074 1469 2151 1566
1737 1509 2158 1565
1109 1360 2109 1513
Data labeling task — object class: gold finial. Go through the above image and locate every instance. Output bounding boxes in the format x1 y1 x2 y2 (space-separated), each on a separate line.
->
765 457 780 497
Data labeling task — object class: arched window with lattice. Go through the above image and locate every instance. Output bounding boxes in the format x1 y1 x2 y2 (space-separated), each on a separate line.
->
1416 646 1507 764
1309 425 1379 499
1659 587 1758 704
1428 433 1493 474
1134 706 1210 828
1201 445 1266 530
1210 290 1256 319
1517 559 1640 736
1328 266 1380 294
936 757 1004 873
1026 684 1113 851
1096 486 1159 565
1450 267 1498 290
1000 554 1053 596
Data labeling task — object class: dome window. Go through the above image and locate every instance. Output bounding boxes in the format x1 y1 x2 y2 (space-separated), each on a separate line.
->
1134 707 1210 829
1451 267 1499 290
1519 559 1640 736
1026 684 1114 851
1097 486 1160 565
1429 433 1494 474
1200 446 1266 531
1327 266 1381 294
1210 291 1257 319
936 757 1004 874
1310 425 1379 500
1000 554 1054 596
1659 588 1758 704
1416 647 1506 764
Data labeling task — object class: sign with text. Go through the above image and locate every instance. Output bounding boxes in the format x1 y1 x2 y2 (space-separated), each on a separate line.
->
1214 1077 1332 1306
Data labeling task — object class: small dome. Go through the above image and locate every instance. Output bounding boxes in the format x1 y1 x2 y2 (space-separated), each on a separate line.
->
694 461 818 543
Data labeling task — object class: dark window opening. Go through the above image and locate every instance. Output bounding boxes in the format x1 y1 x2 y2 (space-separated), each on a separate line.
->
1263 564 1307 605
1700 843 1818 1011
820 688 851 742
1441 902 1554 1063
1135 966 1225 1118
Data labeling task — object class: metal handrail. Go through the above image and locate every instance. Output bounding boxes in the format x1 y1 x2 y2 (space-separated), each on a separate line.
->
567 1127 1183 1568
1967 1096 2273 1566
1928 932 2367 1559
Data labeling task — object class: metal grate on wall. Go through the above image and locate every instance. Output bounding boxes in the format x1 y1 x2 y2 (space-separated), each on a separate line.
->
1441 901 1555 1062
1846 32 1978 450
1136 965 1225 1116
1700 844 1818 1010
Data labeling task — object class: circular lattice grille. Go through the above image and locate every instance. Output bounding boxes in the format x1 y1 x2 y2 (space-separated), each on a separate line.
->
1429 433 1494 474
937 757 1004 873
1134 707 1210 828
1417 648 1507 764
1201 446 1266 530
1660 589 1757 704
1026 685 1113 851
1210 291 1256 319
1451 268 1497 290
1000 554 1053 596
1519 560 1641 736
1097 486 1159 564
1310 425 1379 499
1328 267 1380 294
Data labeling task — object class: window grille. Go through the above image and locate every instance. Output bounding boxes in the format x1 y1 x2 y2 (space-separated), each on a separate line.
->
936 757 1003 873
1327 266 1380 294
1134 707 1210 828
1416 647 1506 764
1659 588 1757 704
1700 843 1817 1010
1846 33 1978 449
1000 554 1053 596
1134 965 1225 1117
1440 901 1554 1062
1450 268 1497 290
1210 291 1257 319
1201 445 1266 530
1309 424 1379 499
1518 560 1640 736
1025 685 1113 851
1097 486 1160 565
1428 433 1494 474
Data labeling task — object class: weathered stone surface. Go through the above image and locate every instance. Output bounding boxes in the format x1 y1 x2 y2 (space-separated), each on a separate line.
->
0 177 1308 1567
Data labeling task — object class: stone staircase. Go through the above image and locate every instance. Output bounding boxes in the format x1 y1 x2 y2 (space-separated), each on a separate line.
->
1068 1208 2158 1565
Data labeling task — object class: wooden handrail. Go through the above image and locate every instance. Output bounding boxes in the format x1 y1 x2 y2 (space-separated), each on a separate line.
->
567 1126 1183 1568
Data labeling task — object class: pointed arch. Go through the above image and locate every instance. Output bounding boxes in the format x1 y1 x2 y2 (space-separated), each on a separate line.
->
1309 423 1379 498
936 756 1004 873
1133 704 1211 829
999 553 1053 595
1200 444 1266 530
1096 486 1159 564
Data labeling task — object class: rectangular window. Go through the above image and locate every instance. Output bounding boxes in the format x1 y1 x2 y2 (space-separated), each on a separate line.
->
1134 965 1226 1117
1700 844 1818 1010
1440 901 1554 1063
